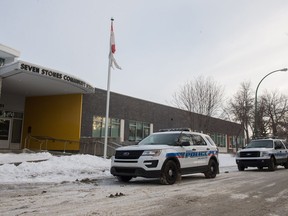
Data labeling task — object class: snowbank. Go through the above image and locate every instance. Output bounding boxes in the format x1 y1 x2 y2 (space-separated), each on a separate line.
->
0 152 236 184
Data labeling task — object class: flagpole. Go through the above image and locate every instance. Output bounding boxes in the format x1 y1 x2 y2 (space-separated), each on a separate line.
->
103 57 112 159
103 18 114 159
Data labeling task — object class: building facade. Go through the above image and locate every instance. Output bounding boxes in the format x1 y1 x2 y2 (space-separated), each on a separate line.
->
0 43 243 154
0 44 94 152
81 89 244 153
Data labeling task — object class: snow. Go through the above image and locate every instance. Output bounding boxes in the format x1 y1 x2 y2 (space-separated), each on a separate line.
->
218 153 236 167
0 152 236 184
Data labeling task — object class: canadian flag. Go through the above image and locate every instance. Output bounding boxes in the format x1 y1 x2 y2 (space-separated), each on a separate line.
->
110 20 121 70
110 22 116 54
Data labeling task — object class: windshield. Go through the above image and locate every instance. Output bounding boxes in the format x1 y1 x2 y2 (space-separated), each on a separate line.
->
246 140 273 148
138 133 180 146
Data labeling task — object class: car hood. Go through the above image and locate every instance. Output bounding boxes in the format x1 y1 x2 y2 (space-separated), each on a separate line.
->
239 147 273 152
116 144 173 151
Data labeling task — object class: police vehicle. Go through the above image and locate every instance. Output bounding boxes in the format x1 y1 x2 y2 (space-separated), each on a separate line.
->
110 128 219 185
236 138 288 171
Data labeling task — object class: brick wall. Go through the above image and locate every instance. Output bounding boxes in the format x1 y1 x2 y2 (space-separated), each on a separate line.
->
81 88 242 142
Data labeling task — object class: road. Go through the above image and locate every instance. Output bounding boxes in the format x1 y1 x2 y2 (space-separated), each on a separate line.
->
1 167 288 216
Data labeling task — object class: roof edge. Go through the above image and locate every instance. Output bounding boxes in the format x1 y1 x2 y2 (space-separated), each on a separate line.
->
0 44 20 58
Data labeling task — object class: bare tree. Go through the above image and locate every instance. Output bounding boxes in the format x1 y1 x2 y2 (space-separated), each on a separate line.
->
277 114 288 140
260 90 288 137
255 97 269 137
172 76 224 132
228 81 254 143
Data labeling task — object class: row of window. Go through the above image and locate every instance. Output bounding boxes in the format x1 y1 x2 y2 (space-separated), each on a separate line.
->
92 116 120 138
92 116 150 141
129 121 150 141
210 133 226 147
210 133 244 148
92 116 244 147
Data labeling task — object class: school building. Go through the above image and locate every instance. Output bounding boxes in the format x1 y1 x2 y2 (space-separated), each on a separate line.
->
0 43 244 155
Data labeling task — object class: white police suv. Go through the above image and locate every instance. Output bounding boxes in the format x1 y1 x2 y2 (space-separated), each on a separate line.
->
110 129 219 185
236 138 288 171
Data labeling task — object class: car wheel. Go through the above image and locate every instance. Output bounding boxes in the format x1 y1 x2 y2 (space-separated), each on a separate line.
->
237 164 245 171
160 160 179 185
284 158 288 169
204 159 218 178
268 157 276 171
117 176 132 182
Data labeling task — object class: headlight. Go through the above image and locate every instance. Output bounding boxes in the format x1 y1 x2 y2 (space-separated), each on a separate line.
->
236 152 240 157
261 151 269 157
142 150 161 156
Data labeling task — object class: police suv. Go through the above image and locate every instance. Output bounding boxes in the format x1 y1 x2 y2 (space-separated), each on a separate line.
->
110 129 219 185
236 138 288 171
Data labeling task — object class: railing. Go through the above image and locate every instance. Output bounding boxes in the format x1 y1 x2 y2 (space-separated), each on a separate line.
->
24 135 132 157
24 134 79 153
79 137 130 157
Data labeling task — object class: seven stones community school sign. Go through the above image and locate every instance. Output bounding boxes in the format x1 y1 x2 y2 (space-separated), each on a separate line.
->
19 62 94 91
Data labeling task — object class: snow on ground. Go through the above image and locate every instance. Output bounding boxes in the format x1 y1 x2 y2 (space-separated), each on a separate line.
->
0 152 236 184
218 153 236 166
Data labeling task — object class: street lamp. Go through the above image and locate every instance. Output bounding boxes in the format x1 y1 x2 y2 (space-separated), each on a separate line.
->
254 68 288 138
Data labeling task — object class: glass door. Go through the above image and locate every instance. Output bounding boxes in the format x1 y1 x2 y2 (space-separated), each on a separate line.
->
0 119 10 148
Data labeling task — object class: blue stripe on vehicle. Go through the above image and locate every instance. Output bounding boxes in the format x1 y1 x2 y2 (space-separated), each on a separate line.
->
166 150 218 158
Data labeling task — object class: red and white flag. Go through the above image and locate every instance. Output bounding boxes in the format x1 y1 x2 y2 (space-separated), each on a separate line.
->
110 20 121 70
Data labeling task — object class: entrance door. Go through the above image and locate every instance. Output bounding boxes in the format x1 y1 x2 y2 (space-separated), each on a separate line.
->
0 119 10 148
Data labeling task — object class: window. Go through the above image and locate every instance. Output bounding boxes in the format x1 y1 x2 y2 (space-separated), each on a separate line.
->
282 140 288 149
191 134 207 146
180 134 192 145
275 141 285 149
205 135 216 146
0 110 23 143
11 119 22 143
92 116 120 138
0 119 9 140
139 133 179 146
230 136 244 148
247 140 273 148
129 121 150 141
210 133 226 147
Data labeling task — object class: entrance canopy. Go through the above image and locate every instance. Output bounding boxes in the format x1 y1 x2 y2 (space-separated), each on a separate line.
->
0 60 95 97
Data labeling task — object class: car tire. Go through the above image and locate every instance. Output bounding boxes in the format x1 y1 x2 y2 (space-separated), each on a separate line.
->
268 157 276 171
284 158 288 169
160 160 179 185
204 159 218 178
237 164 245 171
117 176 132 182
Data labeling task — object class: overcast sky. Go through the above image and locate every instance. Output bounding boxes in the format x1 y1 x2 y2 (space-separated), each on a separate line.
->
2 0 288 105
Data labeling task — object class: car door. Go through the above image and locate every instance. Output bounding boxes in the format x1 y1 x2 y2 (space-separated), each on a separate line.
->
191 134 210 167
274 140 287 164
178 133 199 168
